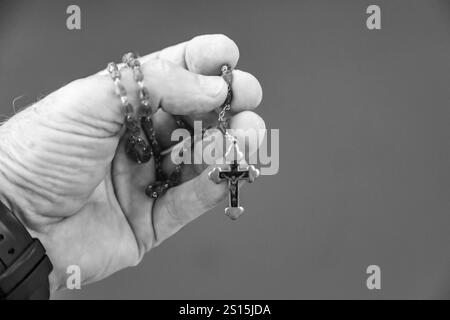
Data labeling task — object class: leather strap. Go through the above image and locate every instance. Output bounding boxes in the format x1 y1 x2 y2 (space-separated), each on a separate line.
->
0 201 53 299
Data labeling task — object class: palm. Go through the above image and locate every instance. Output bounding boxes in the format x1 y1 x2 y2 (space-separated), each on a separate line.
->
46 177 142 289
19 100 157 288
20 79 217 289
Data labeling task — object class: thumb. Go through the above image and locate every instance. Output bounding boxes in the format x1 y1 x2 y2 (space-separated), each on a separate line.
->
151 166 229 246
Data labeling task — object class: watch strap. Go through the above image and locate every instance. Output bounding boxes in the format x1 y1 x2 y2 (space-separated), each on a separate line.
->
0 201 53 300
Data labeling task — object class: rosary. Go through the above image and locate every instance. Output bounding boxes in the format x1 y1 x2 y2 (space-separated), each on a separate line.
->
107 53 260 220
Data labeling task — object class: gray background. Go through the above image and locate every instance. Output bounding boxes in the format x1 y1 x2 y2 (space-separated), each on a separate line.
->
0 0 449 299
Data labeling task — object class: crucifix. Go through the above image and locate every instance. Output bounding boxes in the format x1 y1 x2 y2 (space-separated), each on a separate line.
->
208 142 260 220
207 64 260 220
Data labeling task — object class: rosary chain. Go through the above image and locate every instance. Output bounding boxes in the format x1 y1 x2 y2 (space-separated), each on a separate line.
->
122 52 152 118
218 65 233 135
107 61 140 136
108 59 236 199
145 64 234 199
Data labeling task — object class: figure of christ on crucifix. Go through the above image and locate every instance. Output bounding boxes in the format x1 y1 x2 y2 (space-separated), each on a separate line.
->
208 140 260 220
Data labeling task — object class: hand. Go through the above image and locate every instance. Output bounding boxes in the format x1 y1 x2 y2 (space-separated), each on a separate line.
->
0 34 265 292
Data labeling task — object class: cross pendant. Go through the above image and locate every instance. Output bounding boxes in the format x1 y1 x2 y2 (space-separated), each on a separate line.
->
208 160 260 220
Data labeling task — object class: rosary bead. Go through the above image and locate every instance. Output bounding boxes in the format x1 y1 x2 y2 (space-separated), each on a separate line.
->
124 103 134 115
125 115 140 133
126 135 152 164
108 59 153 164
115 82 128 100
107 62 121 79
139 86 150 102
145 181 169 199
134 69 144 82
130 58 141 68
125 113 134 123
122 52 137 65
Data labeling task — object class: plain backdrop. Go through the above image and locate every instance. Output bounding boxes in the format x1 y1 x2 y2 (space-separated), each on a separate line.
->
0 0 450 299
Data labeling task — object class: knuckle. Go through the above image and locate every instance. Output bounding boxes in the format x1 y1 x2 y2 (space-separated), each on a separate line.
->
146 58 174 77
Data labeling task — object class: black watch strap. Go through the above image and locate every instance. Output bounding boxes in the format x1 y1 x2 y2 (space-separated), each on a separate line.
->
0 201 53 300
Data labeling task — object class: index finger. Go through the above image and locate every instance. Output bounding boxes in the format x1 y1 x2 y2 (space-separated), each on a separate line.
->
98 34 240 76
144 34 240 76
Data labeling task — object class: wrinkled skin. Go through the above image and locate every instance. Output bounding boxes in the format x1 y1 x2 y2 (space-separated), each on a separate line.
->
0 34 265 292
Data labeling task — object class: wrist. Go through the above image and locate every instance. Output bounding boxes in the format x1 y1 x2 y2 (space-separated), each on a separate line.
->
0 133 21 215
0 124 30 219
0 181 54 299
0 123 57 297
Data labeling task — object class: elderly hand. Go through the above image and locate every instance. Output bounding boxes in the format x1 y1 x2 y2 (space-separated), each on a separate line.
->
0 34 265 292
